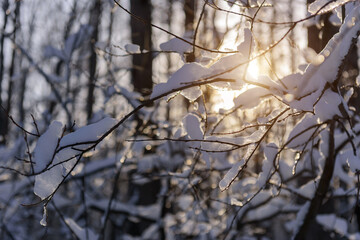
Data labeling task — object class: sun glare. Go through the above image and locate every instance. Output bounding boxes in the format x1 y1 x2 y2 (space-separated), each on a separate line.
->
213 60 260 111
247 59 260 79
213 90 239 111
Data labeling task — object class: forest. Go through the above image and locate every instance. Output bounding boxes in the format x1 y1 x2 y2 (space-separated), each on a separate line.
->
0 0 360 239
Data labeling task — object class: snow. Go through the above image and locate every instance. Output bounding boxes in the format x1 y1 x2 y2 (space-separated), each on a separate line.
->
33 121 63 173
281 73 303 92
150 62 208 100
284 4 360 113
151 27 255 100
231 198 243 206
288 202 310 238
65 218 98 240
308 0 352 14
334 152 353 185
40 206 47 226
303 47 320 64
246 198 285 222
294 180 317 199
290 89 323 112
177 195 193 210
219 160 245 191
344 152 360 173
279 161 293 181
330 11 342 26
316 214 348 236
60 151 78 172
233 87 271 110
249 191 271 206
124 43 141 54
180 87 203 102
34 161 64 200
257 143 278 188
286 114 318 149
203 152 211 169
203 131 262 152
182 113 203 140
256 75 283 91
236 28 254 60
297 5 360 98
349 233 360 240
160 37 192 55
60 117 117 148
208 53 247 89
314 89 342 121
34 118 118 200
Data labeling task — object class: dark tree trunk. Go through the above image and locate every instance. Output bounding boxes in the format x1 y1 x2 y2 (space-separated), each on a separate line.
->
184 0 195 33
130 0 152 95
0 0 9 144
3 0 21 144
87 0 101 122
184 0 195 62
0 0 9 104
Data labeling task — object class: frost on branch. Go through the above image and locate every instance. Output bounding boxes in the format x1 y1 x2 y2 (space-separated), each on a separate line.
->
267 5 360 114
59 117 117 147
124 43 141 54
151 28 255 100
182 113 204 140
313 89 342 121
208 28 255 90
292 180 317 199
33 121 63 173
293 5 360 101
233 87 271 110
308 0 353 15
34 118 117 200
285 114 318 149
219 160 245 191
160 37 192 60
33 121 65 200
150 62 207 101
257 143 278 188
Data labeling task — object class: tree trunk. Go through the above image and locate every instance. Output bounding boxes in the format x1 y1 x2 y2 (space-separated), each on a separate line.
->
130 0 152 95
87 0 101 122
184 0 195 62
3 0 21 144
0 0 9 144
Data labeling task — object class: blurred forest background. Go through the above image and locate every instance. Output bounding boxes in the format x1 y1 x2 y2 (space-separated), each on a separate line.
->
0 0 359 239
